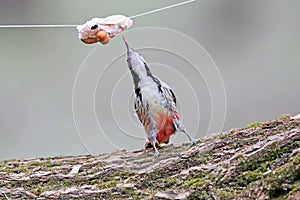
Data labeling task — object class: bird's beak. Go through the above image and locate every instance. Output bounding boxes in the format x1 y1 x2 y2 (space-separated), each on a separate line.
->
122 36 132 53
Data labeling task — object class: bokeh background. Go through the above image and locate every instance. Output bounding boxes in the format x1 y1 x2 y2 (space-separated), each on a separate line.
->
0 0 299 161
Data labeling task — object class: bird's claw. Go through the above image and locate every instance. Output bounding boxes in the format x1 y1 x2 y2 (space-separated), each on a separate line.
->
191 138 202 146
191 139 197 145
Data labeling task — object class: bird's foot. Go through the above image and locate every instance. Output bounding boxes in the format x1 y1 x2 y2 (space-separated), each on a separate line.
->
191 138 202 145
191 139 197 145
152 142 160 157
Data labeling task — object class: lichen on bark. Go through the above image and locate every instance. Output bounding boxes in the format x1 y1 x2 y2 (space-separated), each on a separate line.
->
1 115 300 199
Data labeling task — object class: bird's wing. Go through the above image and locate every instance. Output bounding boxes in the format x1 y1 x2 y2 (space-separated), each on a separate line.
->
160 81 177 106
134 87 149 126
159 81 183 131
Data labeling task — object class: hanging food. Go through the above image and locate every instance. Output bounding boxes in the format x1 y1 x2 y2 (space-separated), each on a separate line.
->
77 15 133 45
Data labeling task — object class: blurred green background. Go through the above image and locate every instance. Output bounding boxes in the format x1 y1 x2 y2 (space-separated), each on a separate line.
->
0 0 299 161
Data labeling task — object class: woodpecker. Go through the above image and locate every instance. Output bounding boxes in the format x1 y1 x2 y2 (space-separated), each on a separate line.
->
123 37 195 156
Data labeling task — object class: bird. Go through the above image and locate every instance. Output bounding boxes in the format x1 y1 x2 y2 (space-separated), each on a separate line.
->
123 37 195 156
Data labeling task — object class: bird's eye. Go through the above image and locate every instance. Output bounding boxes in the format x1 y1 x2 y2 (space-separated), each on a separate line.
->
91 24 98 30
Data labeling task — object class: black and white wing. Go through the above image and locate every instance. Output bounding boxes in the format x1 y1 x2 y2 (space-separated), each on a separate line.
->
160 81 177 107
133 87 149 126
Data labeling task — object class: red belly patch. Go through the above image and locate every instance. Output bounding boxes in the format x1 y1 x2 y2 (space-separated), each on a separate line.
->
155 113 176 144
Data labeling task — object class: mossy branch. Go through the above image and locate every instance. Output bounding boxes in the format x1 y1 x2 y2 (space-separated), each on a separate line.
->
1 114 300 199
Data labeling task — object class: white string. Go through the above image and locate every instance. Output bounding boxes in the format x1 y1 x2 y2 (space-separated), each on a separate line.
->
0 24 77 28
129 0 195 19
0 0 195 28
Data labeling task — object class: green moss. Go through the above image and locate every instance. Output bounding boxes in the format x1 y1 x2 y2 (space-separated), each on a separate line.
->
98 180 117 189
277 114 291 120
0 165 28 174
29 160 58 169
41 178 76 189
262 161 273 171
217 134 227 140
0 116 298 199
111 171 136 180
111 188 146 199
183 178 209 189
147 169 165 180
33 184 46 195
90 179 98 185
189 152 212 165
238 170 263 186
157 177 179 189
238 142 290 172
47 178 61 186
239 160 272 179
247 122 263 129
286 182 300 198
124 189 139 196
17 165 28 173
215 188 236 199
263 153 300 198
294 153 300 164
187 190 210 200
218 139 299 191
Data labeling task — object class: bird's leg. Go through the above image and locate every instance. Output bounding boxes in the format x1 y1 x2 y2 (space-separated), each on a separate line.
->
174 119 197 145
149 129 160 156
182 129 197 145
152 142 160 157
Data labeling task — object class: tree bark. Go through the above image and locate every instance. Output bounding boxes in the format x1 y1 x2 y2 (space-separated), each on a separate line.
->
1 115 300 199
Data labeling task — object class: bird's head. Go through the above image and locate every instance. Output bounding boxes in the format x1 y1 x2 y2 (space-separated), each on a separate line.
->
122 37 150 77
